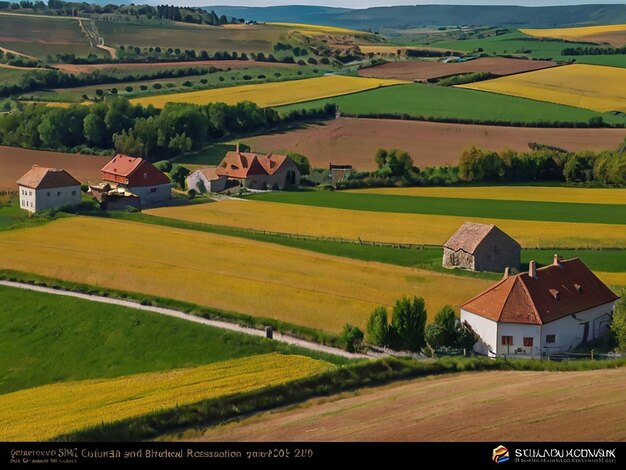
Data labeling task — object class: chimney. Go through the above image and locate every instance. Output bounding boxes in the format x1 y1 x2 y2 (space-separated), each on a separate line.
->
236 142 240 154
553 254 561 266
502 267 510 279
529 260 537 279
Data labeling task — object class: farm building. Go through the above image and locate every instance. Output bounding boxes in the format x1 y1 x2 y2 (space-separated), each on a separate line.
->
91 154 171 207
16 165 81 213
443 222 520 272
461 256 619 358
216 147 300 190
186 168 227 194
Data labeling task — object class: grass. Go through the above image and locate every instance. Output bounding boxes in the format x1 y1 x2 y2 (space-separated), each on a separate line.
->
250 189 626 225
0 284 347 395
0 216 489 331
0 67 32 84
274 82 626 126
0 353 332 441
0 198 28 230
129 75 406 108
146 198 626 249
522 249 626 273
459 64 626 113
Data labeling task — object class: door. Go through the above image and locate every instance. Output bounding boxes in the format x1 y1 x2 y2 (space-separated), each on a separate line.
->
581 322 590 344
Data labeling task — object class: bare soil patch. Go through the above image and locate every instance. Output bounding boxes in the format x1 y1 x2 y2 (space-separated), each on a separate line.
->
54 60 297 74
359 57 557 81
0 146 110 190
242 118 626 170
187 368 626 442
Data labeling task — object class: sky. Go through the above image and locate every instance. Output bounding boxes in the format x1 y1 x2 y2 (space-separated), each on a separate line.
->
202 1 626 7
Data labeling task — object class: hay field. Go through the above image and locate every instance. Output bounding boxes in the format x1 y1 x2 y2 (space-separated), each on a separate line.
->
0 353 331 441
146 199 626 250
359 57 557 81
353 186 626 205
240 117 626 170
188 368 626 442
0 146 110 191
459 64 626 113
0 217 489 330
269 22 364 35
130 75 406 108
521 24 626 47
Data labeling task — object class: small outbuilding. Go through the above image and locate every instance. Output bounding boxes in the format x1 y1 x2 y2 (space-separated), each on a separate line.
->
17 165 81 213
442 222 520 273
186 168 227 194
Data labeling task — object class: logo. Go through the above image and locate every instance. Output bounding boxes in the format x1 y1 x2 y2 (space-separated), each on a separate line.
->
493 445 510 464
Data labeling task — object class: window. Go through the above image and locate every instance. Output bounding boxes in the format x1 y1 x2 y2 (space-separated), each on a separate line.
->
150 187 157 193
47 192 51 197
143 172 148 179
57 192 61 197
523 337 534 347
546 335 556 344
29 191 32 196
501 336 513 346
71 190 76 196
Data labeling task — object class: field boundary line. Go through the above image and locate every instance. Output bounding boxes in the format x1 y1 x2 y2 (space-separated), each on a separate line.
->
0 280 372 360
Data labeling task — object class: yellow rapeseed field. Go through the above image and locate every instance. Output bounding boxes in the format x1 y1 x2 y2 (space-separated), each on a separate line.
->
521 24 626 45
0 217 489 330
351 186 626 205
0 354 332 441
130 75 406 108
458 64 626 113
269 22 364 35
146 199 626 250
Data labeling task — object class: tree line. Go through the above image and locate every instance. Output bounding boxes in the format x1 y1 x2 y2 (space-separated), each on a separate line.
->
0 97 336 158
562 46 626 56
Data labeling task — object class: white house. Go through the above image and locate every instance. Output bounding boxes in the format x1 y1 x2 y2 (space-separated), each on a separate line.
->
186 168 227 193
16 165 81 213
461 256 619 358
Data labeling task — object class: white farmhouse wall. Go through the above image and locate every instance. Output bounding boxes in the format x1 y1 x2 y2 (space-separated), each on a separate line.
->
186 172 226 193
19 185 81 213
128 183 171 206
496 323 541 358
460 309 497 356
541 301 616 354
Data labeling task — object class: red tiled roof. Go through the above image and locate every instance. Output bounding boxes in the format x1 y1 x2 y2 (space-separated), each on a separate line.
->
215 151 292 179
101 154 170 187
16 165 80 190
444 222 496 254
101 154 143 177
462 258 619 325
197 168 223 181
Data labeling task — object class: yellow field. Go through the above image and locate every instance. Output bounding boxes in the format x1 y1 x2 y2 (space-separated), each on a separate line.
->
521 24 626 45
458 64 626 113
147 199 626 250
269 22 364 35
0 217 489 331
129 75 406 108
351 186 626 205
0 353 331 441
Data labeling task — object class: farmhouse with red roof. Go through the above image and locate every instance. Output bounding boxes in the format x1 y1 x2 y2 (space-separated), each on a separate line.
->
461 256 619 358
17 165 81 213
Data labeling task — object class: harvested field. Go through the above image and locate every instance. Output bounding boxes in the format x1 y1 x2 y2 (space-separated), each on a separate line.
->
354 186 626 205
240 117 626 170
0 146 109 191
130 75 406 108
146 199 626 250
521 24 626 47
0 217 489 331
0 353 331 441
54 60 297 74
459 64 626 113
359 57 557 81
187 368 626 442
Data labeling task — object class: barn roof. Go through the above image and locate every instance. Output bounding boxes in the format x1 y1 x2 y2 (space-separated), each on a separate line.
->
16 165 80 190
444 222 517 254
216 151 292 179
101 154 170 186
195 168 223 181
462 258 619 325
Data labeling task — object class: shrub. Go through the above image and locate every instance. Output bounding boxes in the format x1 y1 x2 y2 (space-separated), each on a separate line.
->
341 324 364 353
366 306 390 346
152 83 162 89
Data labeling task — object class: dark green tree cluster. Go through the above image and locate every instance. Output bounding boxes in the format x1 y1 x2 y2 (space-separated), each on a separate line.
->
340 324 364 353
365 296 427 352
374 148 417 180
611 297 626 353
562 46 626 56
424 305 479 353
458 145 626 185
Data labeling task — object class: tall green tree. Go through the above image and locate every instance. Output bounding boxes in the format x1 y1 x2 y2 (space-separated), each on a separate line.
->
366 306 389 346
424 304 456 349
611 296 626 353
391 296 427 352
83 113 107 147
286 152 311 176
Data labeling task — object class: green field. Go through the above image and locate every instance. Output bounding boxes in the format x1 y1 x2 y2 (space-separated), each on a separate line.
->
0 198 27 230
275 83 626 126
0 284 345 394
0 67 32 84
250 190 626 225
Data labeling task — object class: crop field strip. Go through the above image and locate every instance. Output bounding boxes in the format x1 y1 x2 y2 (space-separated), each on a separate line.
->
0 217 489 330
129 75 407 108
146 199 626 250
459 64 626 113
0 353 332 441
239 117 626 170
521 24 626 47
188 368 626 442
275 82 626 126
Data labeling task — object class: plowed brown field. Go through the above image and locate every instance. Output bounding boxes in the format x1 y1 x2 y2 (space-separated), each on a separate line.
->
358 57 557 81
54 60 297 74
185 368 626 442
0 146 110 190
241 118 626 170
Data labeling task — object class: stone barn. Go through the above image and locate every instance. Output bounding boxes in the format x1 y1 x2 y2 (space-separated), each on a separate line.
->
442 222 520 272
